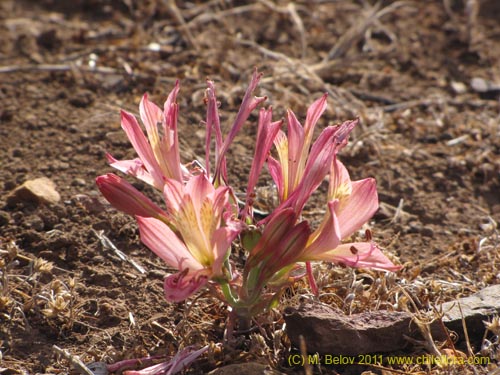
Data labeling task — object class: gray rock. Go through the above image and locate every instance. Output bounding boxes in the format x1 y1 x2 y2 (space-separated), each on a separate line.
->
441 284 500 342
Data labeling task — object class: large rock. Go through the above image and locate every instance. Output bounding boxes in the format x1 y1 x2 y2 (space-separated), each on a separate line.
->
208 363 284 375
284 304 416 356
6 177 61 206
284 285 500 355
441 284 500 343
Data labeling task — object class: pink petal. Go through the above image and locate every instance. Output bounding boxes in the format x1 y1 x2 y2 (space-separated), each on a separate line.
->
185 174 215 212
161 99 183 181
106 154 156 187
244 108 282 217
96 174 165 218
288 126 338 213
139 93 163 146
328 158 352 200
162 81 181 156
271 130 289 200
163 80 180 121
267 155 284 201
336 178 379 238
163 178 184 212
136 216 201 271
303 201 341 258
286 109 305 190
214 68 267 184
211 225 242 274
205 81 224 181
314 242 401 272
332 118 358 151
304 93 328 140
120 110 164 189
163 269 208 302
140 90 184 182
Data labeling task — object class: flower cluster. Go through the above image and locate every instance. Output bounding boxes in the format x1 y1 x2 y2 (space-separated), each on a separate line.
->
96 69 401 321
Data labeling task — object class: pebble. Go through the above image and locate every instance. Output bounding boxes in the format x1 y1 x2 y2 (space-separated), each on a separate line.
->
71 178 87 187
420 226 434 237
0 211 10 226
69 90 94 108
6 177 61 206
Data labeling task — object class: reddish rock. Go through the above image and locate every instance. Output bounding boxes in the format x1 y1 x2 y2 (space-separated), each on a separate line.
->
208 363 283 375
284 304 416 355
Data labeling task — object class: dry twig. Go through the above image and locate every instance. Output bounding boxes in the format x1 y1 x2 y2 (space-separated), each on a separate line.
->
163 0 199 51
322 1 413 62
92 229 146 274
52 345 94 375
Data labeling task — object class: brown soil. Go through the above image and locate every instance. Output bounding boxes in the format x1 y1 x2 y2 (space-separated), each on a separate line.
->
1 0 499 374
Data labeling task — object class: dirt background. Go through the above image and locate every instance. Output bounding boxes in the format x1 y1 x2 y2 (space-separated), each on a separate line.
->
1 0 499 374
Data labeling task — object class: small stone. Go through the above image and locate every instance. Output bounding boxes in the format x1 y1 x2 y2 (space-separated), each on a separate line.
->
420 226 434 237
450 81 467 94
470 77 500 93
7 177 61 206
24 215 45 231
71 194 105 214
71 178 87 187
0 211 10 226
69 90 94 108
11 148 23 157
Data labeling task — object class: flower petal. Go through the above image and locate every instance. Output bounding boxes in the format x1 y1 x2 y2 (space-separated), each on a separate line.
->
267 155 284 202
136 215 201 271
211 225 242 274
106 154 157 187
139 93 163 152
163 269 208 302
328 158 352 201
185 174 215 213
304 93 328 140
214 68 267 184
336 178 379 238
286 109 305 190
96 174 165 218
313 242 402 271
244 108 282 218
205 80 224 181
120 110 164 189
304 200 341 258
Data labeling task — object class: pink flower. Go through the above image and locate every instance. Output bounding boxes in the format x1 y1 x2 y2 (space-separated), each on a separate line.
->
304 159 401 271
269 93 328 202
266 92 359 219
107 82 188 190
137 174 242 302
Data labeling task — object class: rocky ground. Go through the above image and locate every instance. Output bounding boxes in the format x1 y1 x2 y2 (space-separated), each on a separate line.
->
0 0 499 374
